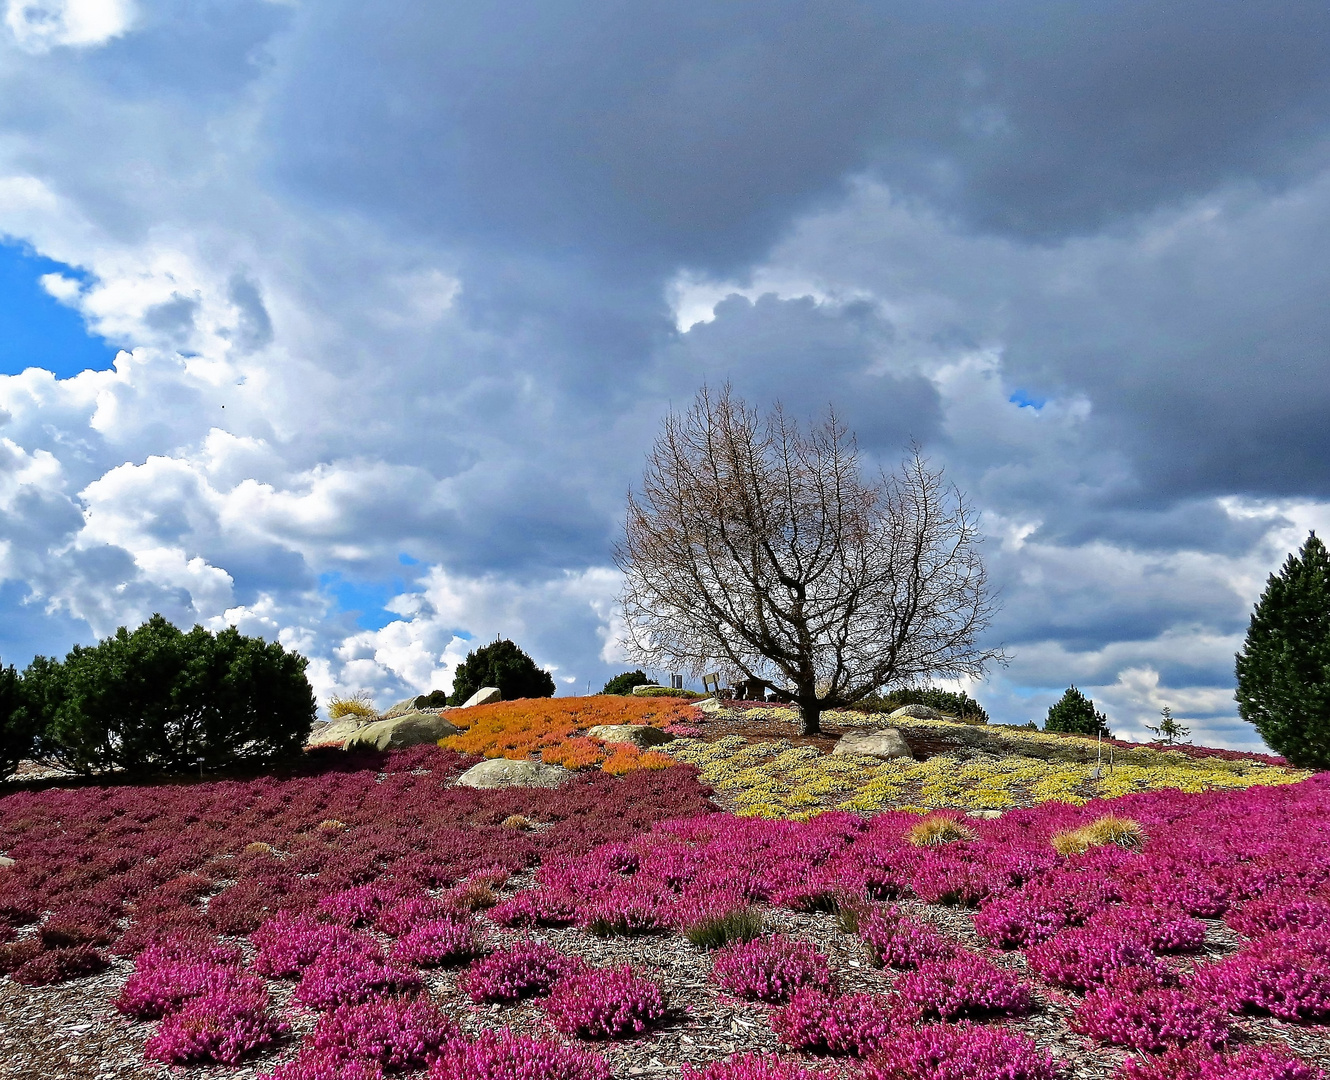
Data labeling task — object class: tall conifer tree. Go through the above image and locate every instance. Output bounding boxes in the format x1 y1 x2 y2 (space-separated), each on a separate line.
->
1236 532 1330 768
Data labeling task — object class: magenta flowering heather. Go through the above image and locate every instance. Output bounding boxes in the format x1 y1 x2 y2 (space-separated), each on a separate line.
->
9 943 109 985
1188 932 1330 1022
252 912 382 978
894 952 1034 1021
711 935 833 1003
857 905 957 969
1026 925 1167 991
427 1030 611 1080
682 1052 837 1080
487 888 579 928
308 995 459 1070
542 964 668 1039
145 988 288 1065
262 1049 386 1080
1087 904 1208 954
116 956 263 1019
580 879 666 936
770 987 894 1057
973 893 1071 950
295 950 422 1010
858 1021 1061 1080
458 939 584 1003
376 895 454 937
1116 1044 1325 1080
319 884 405 927
1225 890 1330 939
1072 979 1230 1052
389 918 482 967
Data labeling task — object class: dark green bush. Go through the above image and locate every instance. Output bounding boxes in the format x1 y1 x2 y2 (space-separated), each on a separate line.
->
857 686 990 723
412 690 451 709
449 637 555 705
0 661 37 781
1236 532 1330 769
32 614 315 775
1044 686 1111 738
601 669 651 695
633 686 705 699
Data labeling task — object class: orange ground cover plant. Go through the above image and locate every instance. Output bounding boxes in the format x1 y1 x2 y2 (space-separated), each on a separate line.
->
440 696 696 772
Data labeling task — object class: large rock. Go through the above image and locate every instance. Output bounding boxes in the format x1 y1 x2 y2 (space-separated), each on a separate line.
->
381 697 421 720
631 684 665 694
585 724 675 748
455 758 572 789
459 686 501 708
694 697 723 714
306 717 373 748
888 704 946 721
344 712 461 751
831 727 914 760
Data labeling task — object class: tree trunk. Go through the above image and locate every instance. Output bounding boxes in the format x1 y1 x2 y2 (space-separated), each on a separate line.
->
799 700 821 735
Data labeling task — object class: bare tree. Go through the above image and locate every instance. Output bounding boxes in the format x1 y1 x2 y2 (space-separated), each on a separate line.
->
616 385 1002 734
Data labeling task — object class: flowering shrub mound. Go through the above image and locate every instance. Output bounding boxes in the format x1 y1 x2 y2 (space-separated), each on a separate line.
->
9 943 108 985
857 905 957 969
1087 904 1208 954
1026 925 1166 991
1072 977 1230 1052
458 940 584 1003
389 918 482 967
427 1030 611 1080
1117 1044 1326 1080
116 950 262 1019
1188 929 1330 1022
253 915 382 978
770 987 894 1057
542 964 668 1039
441 696 696 771
144 988 287 1065
894 952 1034 1020
711 935 833 1003
682 1052 836 1080
306 996 459 1070
295 949 422 1010
858 1021 1061 1080
1225 889 1330 938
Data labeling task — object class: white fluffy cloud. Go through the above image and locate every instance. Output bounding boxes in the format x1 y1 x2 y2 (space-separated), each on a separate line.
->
4 0 133 53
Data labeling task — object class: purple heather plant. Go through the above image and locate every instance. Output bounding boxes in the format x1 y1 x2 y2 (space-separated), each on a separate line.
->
682 1052 837 1080
1026 925 1167 991
857 905 957 970
457 939 584 1004
711 934 833 1003
1072 976 1231 1052
427 1030 611 1080
389 918 482 968
857 1021 1061 1080
894 952 1034 1021
542 964 668 1039
770 987 895 1057
1116 1044 1325 1080
307 995 459 1070
294 950 422 1010
144 988 287 1065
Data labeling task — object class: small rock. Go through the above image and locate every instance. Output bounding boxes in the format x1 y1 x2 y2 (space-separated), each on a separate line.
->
585 724 675 748
888 704 946 721
631 684 665 694
694 697 723 714
459 686 502 708
0 855 14 869
967 809 1003 819
831 727 914 760
344 711 461 751
455 758 573 789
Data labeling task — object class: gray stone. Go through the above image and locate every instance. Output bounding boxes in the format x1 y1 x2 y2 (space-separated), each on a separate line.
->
695 697 723 714
585 724 676 748
0 855 14 869
381 697 421 720
460 686 501 708
888 704 946 721
306 717 373 748
344 712 460 751
831 727 914 760
967 809 1004 820
631 684 665 694
455 758 573 789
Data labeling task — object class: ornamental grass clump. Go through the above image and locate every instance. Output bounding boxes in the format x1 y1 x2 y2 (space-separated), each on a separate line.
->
1072 977 1231 1052
857 905 957 969
1053 815 1145 856
711 935 833 1003
907 815 977 847
770 987 895 1057
682 1051 837 1080
542 964 668 1039
682 905 764 949
1026 925 1166 991
308 996 459 1070
1116 1043 1325 1080
145 988 287 1065
858 1021 1061 1080
427 1030 611 1080
458 940 584 1003
390 918 482 968
894 952 1034 1021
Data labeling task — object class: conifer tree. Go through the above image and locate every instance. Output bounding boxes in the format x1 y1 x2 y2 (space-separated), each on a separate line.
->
450 637 555 705
1044 685 1111 738
1235 532 1330 769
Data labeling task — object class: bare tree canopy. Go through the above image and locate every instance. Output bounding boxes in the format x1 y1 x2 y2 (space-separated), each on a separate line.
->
616 385 1002 734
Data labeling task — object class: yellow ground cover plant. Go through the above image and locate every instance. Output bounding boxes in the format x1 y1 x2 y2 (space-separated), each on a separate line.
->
439 696 692 773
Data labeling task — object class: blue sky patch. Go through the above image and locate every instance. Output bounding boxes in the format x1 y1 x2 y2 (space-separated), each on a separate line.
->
0 242 117 378
1009 389 1047 410
320 572 407 631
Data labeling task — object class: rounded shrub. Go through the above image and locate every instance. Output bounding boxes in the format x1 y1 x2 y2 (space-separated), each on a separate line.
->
449 637 555 705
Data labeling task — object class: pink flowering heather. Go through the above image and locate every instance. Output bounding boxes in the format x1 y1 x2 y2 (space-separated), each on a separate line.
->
308 995 459 1070
909 853 990 906
427 1030 611 1080
295 949 423 1010
252 912 382 978
1072 978 1230 1052
144 988 287 1065
1116 1044 1325 1080
857 905 957 969
682 1052 837 1080
581 880 666 936
770 987 895 1057
1188 932 1330 1022
458 939 584 1003
858 1021 1061 1080
894 952 1034 1021
133 934 243 967
376 895 454 937
1026 925 1167 991
319 883 406 927
542 964 668 1039
711 934 833 1003
487 888 579 928
1088 904 1208 954
1225 890 1330 939
116 956 264 1019
973 893 1071 950
9 944 109 985
262 1049 386 1080
389 918 482 967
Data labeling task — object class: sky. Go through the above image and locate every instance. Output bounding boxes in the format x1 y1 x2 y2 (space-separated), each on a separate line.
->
2 1 1329 750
